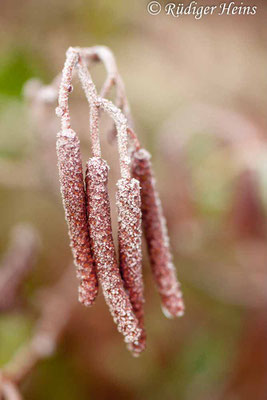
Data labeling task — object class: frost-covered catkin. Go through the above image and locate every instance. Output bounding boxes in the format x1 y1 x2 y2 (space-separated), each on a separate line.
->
116 178 146 355
86 157 141 344
56 128 98 306
132 149 184 318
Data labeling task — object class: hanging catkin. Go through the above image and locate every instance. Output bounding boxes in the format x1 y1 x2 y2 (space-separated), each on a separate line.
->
55 46 185 356
132 148 184 318
116 177 146 355
86 157 141 344
76 56 145 350
56 128 98 306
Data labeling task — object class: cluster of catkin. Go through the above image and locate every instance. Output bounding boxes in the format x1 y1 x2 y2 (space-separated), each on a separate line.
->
55 47 184 356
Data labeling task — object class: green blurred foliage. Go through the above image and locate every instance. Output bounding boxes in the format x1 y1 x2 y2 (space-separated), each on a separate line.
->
0 314 32 365
0 49 48 99
28 355 89 400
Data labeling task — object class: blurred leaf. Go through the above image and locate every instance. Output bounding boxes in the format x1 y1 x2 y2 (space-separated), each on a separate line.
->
75 0 135 39
0 99 30 159
0 314 32 365
185 133 235 216
27 354 89 400
0 49 47 98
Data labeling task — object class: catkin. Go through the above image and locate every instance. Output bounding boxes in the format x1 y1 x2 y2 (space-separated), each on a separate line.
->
132 148 184 318
116 178 146 355
56 128 98 306
86 157 141 344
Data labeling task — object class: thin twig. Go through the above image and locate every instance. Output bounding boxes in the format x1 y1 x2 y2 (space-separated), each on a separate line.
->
74 52 131 179
0 224 40 312
75 51 101 157
2 266 76 385
0 375 23 400
56 48 79 131
80 46 133 128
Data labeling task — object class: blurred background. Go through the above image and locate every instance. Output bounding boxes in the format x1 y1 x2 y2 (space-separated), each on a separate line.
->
1 1 267 399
